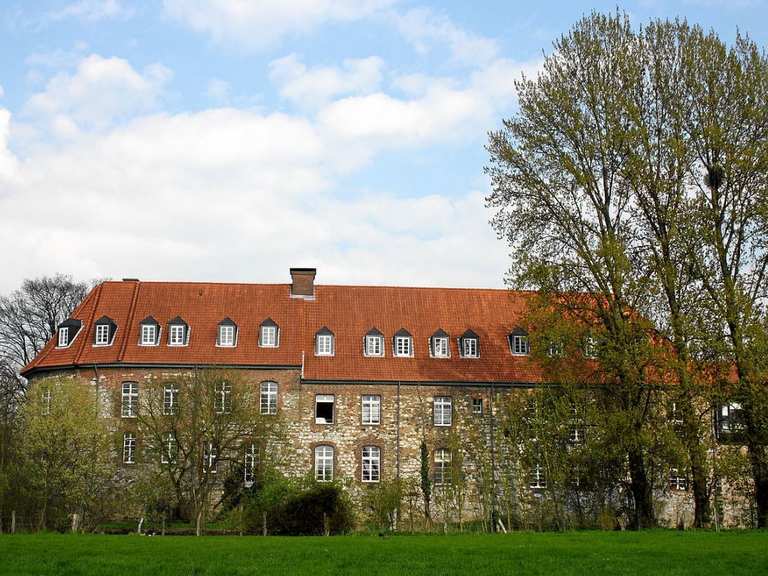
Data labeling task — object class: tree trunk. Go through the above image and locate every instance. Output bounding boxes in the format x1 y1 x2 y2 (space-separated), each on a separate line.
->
627 447 655 529
195 510 203 537
748 441 768 528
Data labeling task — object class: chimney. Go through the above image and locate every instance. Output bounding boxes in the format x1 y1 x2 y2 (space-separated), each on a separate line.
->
290 268 316 298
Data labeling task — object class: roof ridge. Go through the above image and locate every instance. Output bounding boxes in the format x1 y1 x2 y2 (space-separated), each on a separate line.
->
74 282 104 365
118 280 142 362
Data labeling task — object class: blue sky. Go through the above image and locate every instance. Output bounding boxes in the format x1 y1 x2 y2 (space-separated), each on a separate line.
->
1 0 766 292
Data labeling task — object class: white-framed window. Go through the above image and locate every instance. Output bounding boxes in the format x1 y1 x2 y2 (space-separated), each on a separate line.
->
394 335 413 357
122 382 138 418
668 401 684 426
260 325 278 347
362 446 381 483
547 341 564 357
203 441 217 474
569 426 585 444
169 324 186 346
669 468 688 491
434 448 451 485
365 335 384 357
315 394 335 424
41 387 52 415
584 335 597 359
215 382 232 414
315 445 334 482
434 396 452 427
161 432 177 464
512 335 529 355
219 324 235 347
718 402 745 434
57 327 69 347
140 324 158 346
316 333 334 356
432 337 449 358
472 398 483 415
462 337 479 358
244 443 259 486
163 384 178 416
260 381 277 415
95 324 110 346
530 462 546 489
123 432 136 464
362 395 381 425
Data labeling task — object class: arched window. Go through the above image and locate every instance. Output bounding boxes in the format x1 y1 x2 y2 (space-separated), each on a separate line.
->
315 327 334 356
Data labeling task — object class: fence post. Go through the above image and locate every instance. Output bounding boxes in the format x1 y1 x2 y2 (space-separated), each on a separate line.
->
262 512 267 536
11 510 16 534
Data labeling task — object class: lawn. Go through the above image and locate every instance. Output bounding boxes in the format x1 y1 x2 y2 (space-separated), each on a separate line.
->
0 531 766 575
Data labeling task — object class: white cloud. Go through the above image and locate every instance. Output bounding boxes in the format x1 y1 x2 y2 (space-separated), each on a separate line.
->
392 7 499 66
270 54 384 108
206 78 231 104
163 0 396 49
0 109 19 183
48 0 133 21
23 54 171 136
0 85 4 98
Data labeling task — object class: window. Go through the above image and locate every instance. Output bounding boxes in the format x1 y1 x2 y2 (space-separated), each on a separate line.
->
58 327 69 347
122 382 138 418
668 401 684 426
215 382 232 414
95 324 110 345
547 340 564 358
434 396 452 427
41 387 52 415
218 324 235 347
364 329 384 357
315 445 334 482
394 330 413 357
56 319 81 347
169 324 186 346
141 324 157 345
362 395 381 425
362 446 381 483
163 384 178 415
315 394 335 424
584 335 598 359
509 330 530 355
123 432 136 464
260 381 277 415
260 320 279 348
669 468 688 491
717 402 745 438
161 433 177 464
315 328 334 356
460 330 479 358
244 443 259 486
203 442 217 474
569 426 585 444
434 448 451 485
432 337 449 358
530 462 546 490
472 398 483 415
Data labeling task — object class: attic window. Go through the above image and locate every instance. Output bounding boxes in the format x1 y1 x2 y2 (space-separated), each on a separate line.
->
509 328 529 356
93 316 117 347
168 317 189 346
56 319 82 348
430 329 450 358
217 318 237 347
58 327 69 347
460 330 479 358
315 394 335 424
393 329 413 357
260 319 279 348
364 328 384 357
315 328 334 356
139 316 160 346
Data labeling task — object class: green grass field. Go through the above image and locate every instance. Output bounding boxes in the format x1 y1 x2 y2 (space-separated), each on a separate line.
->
0 531 766 575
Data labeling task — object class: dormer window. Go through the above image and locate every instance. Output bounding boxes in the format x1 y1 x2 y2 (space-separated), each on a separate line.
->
364 328 384 357
393 329 413 357
509 328 529 356
459 330 479 358
430 329 450 358
217 318 237 347
55 319 82 348
259 318 279 348
315 327 334 356
139 316 160 346
93 316 117 347
168 317 189 347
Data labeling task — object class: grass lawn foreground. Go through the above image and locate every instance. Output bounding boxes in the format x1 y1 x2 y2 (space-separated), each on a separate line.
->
0 530 766 575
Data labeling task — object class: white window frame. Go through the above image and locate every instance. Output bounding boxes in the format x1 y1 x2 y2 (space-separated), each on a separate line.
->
530 462 546 489
584 336 598 359
512 335 529 356
669 468 688 491
260 325 278 348
316 334 334 356
169 324 186 347
41 387 52 416
432 337 449 358
362 394 381 425
140 324 158 346
362 446 381 483
121 382 138 418
244 443 259 486
163 384 178 416
218 324 236 347
123 432 136 464
215 382 232 415
472 397 483 415
394 336 413 357
260 381 277 415
462 337 479 358
434 448 451 485
315 445 334 482
161 432 177 464
433 396 452 427
315 394 335 425
569 426 585 444
204 441 217 474
365 335 384 357
94 323 111 346
57 327 70 348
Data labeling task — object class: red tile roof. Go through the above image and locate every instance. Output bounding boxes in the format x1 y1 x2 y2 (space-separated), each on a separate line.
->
22 280 546 384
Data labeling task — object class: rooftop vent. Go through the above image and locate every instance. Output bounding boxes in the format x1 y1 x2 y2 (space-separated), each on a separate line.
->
290 268 316 298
